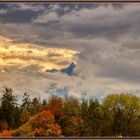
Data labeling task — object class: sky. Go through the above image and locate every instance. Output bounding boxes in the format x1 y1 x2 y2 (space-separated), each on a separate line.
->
0 3 140 100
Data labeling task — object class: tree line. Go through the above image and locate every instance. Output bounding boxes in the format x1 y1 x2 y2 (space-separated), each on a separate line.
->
0 87 140 137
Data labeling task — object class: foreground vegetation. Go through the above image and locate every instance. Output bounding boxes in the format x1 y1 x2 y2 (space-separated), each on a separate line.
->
0 88 140 137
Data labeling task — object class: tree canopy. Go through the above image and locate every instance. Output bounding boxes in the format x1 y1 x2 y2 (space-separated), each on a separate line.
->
0 88 140 137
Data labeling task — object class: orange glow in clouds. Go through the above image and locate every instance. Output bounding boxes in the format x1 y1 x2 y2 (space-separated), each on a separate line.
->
0 36 78 72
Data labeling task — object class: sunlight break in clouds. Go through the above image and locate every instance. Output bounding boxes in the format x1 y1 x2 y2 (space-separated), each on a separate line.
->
0 36 78 72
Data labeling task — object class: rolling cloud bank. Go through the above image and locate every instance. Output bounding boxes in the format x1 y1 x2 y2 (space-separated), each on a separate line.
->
0 3 140 100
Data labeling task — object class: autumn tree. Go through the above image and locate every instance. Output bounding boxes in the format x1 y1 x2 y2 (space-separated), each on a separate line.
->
0 130 12 136
12 110 62 136
46 96 63 124
102 93 140 136
20 108 30 124
0 87 140 137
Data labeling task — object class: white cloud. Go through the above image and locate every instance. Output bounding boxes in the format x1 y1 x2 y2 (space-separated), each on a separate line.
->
0 9 8 15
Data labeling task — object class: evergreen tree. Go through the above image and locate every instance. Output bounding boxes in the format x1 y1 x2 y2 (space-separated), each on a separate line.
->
80 100 90 136
31 97 41 115
87 99 102 136
21 92 32 114
42 99 47 108
0 88 17 129
61 97 81 136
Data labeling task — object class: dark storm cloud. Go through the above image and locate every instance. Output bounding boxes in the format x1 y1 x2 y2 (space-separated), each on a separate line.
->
0 3 46 23
0 3 101 24
0 10 39 23
0 3 131 40
68 24 130 39
31 4 138 41
0 4 44 23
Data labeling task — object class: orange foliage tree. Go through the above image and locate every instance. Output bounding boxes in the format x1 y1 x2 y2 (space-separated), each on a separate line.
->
47 96 63 115
0 130 12 137
46 96 65 125
12 110 62 136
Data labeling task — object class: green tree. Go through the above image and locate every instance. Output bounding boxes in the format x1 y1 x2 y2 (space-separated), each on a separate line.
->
20 108 30 124
13 106 21 128
87 99 102 136
61 96 81 136
21 92 32 114
0 88 17 129
80 100 90 136
1 120 9 130
102 93 140 136
42 99 47 108
31 97 41 115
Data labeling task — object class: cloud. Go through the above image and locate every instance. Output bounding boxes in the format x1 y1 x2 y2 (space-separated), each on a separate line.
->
0 9 8 15
0 36 78 72
0 3 140 99
32 3 140 41
33 12 59 24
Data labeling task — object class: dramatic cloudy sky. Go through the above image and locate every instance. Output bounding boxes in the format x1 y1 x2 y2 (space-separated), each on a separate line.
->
0 3 140 100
